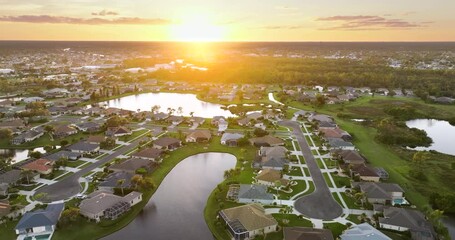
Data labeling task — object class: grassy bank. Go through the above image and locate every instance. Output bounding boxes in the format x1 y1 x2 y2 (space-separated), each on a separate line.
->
52 135 256 240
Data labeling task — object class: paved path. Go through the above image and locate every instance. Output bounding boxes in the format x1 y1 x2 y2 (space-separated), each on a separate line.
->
279 120 343 220
34 136 147 202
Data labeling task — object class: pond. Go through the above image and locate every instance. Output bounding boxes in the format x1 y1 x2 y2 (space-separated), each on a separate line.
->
405 119 455 156
0 146 60 164
104 152 236 240
99 92 234 118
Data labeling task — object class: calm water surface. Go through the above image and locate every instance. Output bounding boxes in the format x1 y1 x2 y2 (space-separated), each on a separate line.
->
406 119 455 156
101 92 234 118
104 152 236 240
0 147 56 164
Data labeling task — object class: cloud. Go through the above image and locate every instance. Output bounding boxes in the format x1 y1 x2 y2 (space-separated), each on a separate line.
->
261 25 305 30
275 6 299 11
316 15 429 30
92 10 119 16
0 15 173 25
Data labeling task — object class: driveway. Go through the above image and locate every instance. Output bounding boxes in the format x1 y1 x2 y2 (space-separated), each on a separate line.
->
35 136 147 202
280 120 343 220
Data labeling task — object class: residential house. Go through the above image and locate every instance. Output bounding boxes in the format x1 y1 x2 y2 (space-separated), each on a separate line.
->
253 146 289 170
318 121 338 129
379 207 436 240
284 227 334 240
109 158 154 174
350 164 381 182
327 138 355 150
237 184 274 205
319 128 352 141
15 203 64 238
132 148 164 162
332 150 365 165
46 150 81 161
86 135 106 144
75 122 102 133
0 169 36 185
67 141 100 155
23 97 45 103
340 223 391 240
11 129 44 145
153 137 181 150
98 171 134 192
166 116 184 125
21 158 54 175
0 183 8 196
79 190 142 222
249 135 285 147
211 116 226 126
0 200 11 218
221 133 244 146
54 125 78 138
308 114 333 123
186 129 211 142
106 126 132 137
219 204 278 240
0 119 26 133
256 169 289 187
151 112 169 121
353 182 405 205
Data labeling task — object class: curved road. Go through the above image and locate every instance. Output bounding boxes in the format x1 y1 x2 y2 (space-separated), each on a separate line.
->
35 136 147 202
280 120 343 220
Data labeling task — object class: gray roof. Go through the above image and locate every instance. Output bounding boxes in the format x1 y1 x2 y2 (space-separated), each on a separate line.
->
328 138 354 148
99 171 133 189
67 141 99 152
132 148 164 160
221 133 244 142
355 182 404 200
154 137 180 147
15 203 64 230
340 223 391 240
46 150 81 161
80 192 124 215
284 227 334 240
238 184 274 201
0 170 22 185
380 207 435 236
109 158 152 173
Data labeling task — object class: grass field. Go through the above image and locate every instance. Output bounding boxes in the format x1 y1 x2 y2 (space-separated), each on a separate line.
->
283 95 455 210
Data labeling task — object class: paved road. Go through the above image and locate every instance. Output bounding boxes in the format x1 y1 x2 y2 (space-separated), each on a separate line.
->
35 137 147 202
280 120 343 220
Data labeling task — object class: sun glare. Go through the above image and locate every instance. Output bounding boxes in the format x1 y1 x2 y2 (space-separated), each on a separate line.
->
170 16 225 42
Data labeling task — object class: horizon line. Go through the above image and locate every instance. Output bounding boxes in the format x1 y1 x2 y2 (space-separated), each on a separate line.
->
1 40 455 43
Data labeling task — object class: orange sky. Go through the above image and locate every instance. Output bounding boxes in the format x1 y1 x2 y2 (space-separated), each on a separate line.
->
0 0 454 41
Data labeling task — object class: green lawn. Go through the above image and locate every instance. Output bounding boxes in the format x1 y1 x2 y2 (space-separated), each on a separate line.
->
278 180 308 200
51 135 256 240
287 166 303 177
324 222 348 238
66 160 87 168
118 129 149 142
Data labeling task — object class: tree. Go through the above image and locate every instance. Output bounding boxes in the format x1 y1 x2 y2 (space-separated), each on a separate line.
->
151 105 161 114
177 106 183 116
60 207 80 226
0 129 12 140
43 145 53 153
28 151 42 159
0 158 12 171
412 151 429 169
117 179 126 196
131 175 143 189
21 169 34 184
60 140 69 146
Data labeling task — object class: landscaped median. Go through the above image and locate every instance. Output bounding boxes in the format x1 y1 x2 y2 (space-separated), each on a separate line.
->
51 135 256 240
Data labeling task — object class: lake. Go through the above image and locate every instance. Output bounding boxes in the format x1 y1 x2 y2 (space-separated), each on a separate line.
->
104 152 236 240
100 92 234 118
405 119 455 156
0 147 49 164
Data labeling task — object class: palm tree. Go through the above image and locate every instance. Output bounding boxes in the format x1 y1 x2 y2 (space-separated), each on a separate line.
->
21 169 33 184
177 106 183 116
274 180 282 205
117 179 125 196
189 112 194 118
131 175 143 190
151 105 161 114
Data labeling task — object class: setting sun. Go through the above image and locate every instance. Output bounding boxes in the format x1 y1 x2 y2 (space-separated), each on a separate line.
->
169 16 225 42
